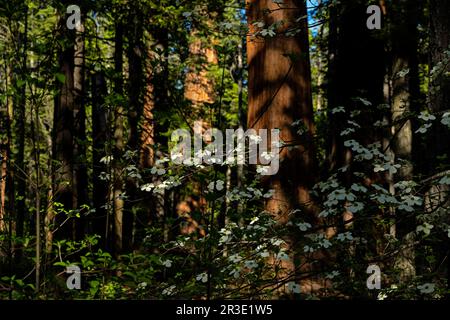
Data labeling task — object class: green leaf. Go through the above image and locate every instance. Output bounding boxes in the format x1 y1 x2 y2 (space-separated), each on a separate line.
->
55 73 66 84
16 79 26 88
54 261 69 267
439 175 450 185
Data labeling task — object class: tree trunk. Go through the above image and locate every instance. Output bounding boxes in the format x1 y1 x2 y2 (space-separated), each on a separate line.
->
14 6 28 255
140 53 155 170
154 31 169 234
112 22 125 255
134 30 158 245
3 63 15 285
237 37 245 219
0 133 5 232
0 65 13 232
92 72 109 242
387 0 421 282
326 0 386 296
429 0 450 167
0 96 8 231
73 21 87 240
31 80 42 294
428 0 450 294
53 14 75 239
125 9 145 251
246 0 318 294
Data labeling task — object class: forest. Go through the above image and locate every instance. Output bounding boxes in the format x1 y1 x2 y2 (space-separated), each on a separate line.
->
0 0 449 300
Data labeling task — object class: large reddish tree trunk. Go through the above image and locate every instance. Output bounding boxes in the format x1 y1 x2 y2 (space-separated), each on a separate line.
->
246 0 318 294
246 0 316 219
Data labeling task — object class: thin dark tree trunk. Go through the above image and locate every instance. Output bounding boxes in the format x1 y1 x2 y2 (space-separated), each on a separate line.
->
4 63 15 298
0 61 14 235
429 0 450 168
326 0 386 297
73 21 87 240
428 0 450 295
15 5 28 259
153 30 169 232
92 72 109 243
112 22 125 255
387 0 421 282
31 82 41 294
236 37 245 219
53 15 75 239
125 9 145 251
0 96 8 233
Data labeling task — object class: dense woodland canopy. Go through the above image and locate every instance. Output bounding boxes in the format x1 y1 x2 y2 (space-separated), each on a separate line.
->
0 0 449 299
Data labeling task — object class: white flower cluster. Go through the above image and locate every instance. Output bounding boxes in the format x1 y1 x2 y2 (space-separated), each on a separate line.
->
141 176 182 194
